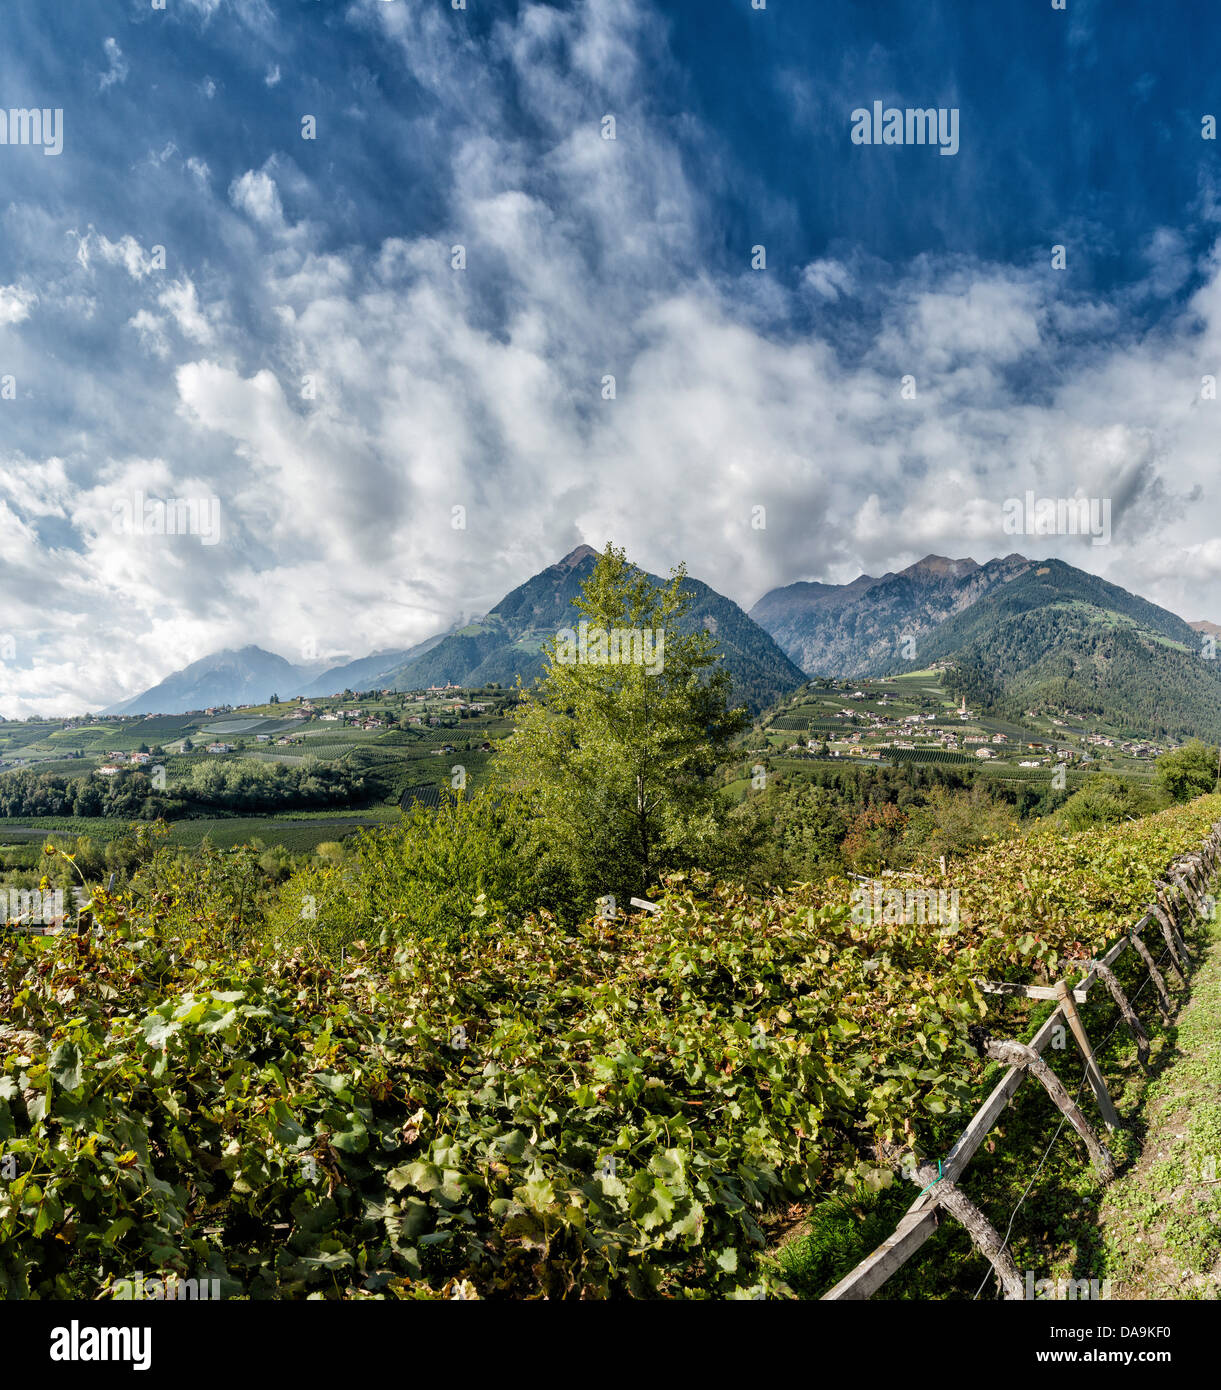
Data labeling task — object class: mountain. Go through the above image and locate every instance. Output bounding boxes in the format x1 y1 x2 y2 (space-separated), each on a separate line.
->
752 552 1221 741
104 549 804 717
103 646 310 715
381 545 806 713
907 559 1221 742
751 553 1023 675
1190 620 1221 637
293 635 448 699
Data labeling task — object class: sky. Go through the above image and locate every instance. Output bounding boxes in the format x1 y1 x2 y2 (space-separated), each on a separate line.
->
2 0 1220 715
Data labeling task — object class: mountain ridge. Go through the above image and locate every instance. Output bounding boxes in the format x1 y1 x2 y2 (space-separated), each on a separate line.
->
104 548 805 716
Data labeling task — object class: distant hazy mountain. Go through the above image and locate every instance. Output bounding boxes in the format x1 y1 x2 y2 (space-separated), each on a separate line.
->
382 545 806 713
1190 619 1221 637
104 646 310 715
751 553 1026 675
293 635 448 699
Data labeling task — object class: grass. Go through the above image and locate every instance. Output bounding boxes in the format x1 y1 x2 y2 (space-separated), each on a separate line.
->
1087 914 1221 1296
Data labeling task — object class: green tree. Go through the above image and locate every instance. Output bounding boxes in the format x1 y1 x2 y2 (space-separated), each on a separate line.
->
1050 774 1156 832
1155 740 1220 803
497 544 748 907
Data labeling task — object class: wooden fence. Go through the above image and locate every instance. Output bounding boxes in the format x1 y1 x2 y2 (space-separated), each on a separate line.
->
822 818 1221 1301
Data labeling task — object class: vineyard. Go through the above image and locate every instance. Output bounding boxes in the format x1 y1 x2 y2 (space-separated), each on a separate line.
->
0 795 1218 1298
885 747 977 766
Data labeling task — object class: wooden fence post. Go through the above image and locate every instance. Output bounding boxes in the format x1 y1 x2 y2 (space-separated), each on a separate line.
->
1148 902 1188 986
1129 932 1173 1021
986 1038 1116 1178
892 1150 1025 1300
1055 979 1120 1132
1082 959 1150 1070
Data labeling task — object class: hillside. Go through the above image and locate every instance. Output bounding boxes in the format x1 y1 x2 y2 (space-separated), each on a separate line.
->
294 635 448 699
384 546 806 713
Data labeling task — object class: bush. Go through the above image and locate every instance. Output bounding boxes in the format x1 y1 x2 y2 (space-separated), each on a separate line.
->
265 790 548 960
0 873 981 1300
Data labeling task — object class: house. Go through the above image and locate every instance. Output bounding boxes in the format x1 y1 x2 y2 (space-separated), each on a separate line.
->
206 742 233 754
128 751 151 764
992 733 1008 743
321 712 341 722
974 747 995 759
256 734 271 743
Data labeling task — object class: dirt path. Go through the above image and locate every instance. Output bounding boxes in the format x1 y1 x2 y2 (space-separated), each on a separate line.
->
1091 916 1221 1298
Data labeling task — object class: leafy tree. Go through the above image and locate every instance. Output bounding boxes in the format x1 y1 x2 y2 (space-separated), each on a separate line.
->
497 544 748 907
1156 740 1220 802
899 784 1019 864
1051 774 1157 832
840 803 909 873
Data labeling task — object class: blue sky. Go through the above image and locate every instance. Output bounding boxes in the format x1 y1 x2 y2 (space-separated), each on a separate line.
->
1 0 1220 713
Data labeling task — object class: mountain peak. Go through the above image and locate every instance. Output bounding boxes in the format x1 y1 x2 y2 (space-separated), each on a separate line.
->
557 544 598 568
902 554 979 579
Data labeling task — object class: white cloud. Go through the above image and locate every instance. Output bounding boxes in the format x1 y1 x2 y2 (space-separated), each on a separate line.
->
228 168 286 231
0 285 36 325
99 37 129 92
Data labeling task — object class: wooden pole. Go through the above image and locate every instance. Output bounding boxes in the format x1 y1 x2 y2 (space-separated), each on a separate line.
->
1170 872 1202 943
1087 960 1150 1070
893 1150 1025 1300
986 1038 1116 1179
1148 903 1188 986
1055 979 1120 1132
1128 932 1173 1021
